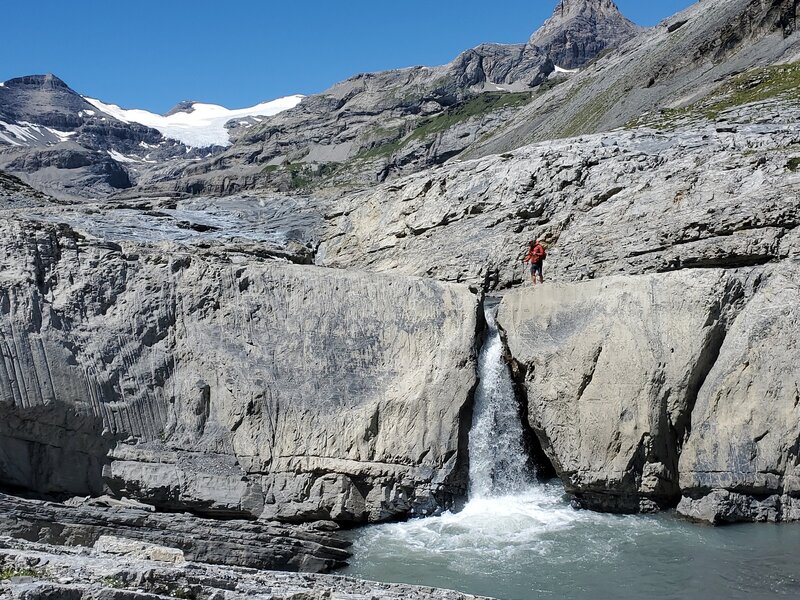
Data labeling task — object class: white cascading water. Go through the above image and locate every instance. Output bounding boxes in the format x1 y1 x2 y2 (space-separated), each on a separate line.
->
345 302 594 583
468 301 533 498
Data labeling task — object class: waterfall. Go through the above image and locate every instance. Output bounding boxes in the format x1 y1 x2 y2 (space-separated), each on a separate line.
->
345 300 594 596
469 300 534 498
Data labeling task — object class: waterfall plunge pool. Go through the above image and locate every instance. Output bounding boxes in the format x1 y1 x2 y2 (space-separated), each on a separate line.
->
342 487 800 600
343 302 800 600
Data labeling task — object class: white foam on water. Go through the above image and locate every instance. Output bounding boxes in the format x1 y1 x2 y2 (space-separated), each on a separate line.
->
350 302 609 573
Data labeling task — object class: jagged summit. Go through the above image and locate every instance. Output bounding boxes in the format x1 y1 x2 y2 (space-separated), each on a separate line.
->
529 0 640 68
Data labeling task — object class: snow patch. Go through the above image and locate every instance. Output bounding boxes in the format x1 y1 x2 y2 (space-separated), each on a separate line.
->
554 65 579 74
107 150 138 163
84 95 304 148
78 109 96 118
0 120 77 146
0 131 22 146
1 121 38 142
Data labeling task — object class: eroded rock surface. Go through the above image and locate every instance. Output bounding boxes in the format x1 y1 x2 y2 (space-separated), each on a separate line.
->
0 217 479 524
497 270 743 511
319 109 800 291
678 263 800 523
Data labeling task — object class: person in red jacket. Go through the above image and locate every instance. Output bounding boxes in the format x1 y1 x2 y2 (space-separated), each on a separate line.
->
523 240 547 285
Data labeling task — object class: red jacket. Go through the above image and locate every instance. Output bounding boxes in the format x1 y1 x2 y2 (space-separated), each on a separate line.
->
524 243 546 265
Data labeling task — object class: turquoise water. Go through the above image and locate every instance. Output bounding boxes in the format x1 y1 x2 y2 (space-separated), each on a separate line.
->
343 485 800 600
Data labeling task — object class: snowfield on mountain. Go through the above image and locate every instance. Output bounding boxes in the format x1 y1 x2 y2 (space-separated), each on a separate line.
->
85 95 305 147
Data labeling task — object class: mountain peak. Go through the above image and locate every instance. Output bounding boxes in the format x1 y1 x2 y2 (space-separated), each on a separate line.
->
529 0 640 69
3 73 72 91
553 0 622 16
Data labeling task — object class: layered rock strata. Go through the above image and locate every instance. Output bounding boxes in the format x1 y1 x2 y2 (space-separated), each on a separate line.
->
0 216 479 524
0 536 490 599
0 493 350 573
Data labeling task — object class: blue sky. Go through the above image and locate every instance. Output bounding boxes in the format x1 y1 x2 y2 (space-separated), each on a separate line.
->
1 1 695 113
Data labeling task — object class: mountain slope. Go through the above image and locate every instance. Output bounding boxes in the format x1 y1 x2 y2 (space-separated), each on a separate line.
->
138 0 643 196
466 0 800 157
0 74 303 198
0 74 183 196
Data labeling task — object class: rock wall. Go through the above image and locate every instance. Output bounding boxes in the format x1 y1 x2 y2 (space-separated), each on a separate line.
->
678 263 800 523
498 270 742 512
498 263 800 521
0 217 479 524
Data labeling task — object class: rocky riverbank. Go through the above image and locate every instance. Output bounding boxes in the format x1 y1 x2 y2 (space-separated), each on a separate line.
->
0 535 490 600
0 493 350 573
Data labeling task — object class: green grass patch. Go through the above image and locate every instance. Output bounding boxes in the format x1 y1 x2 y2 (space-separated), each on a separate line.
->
1 567 43 580
561 83 619 138
699 62 800 119
787 157 800 172
99 576 127 589
352 91 533 162
355 137 405 160
407 92 533 142
628 61 800 130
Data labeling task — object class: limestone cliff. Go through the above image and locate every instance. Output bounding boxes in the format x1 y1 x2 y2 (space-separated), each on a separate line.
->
677 263 800 523
0 217 479 524
498 270 742 513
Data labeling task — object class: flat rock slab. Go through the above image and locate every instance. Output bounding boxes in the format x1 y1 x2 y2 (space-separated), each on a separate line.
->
0 492 350 574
